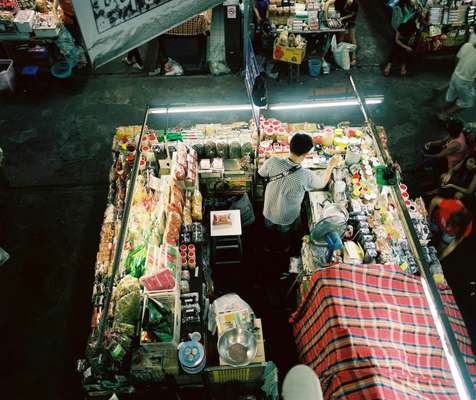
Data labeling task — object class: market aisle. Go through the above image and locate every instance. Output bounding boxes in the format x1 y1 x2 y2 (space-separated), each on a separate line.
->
1 3 476 396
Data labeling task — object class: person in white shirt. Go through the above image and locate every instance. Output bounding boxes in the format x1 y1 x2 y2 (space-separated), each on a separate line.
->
438 33 476 121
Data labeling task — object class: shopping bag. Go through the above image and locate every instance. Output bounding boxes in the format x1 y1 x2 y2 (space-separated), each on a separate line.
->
332 42 357 71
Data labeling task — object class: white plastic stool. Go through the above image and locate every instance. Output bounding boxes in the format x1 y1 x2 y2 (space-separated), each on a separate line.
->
282 365 323 400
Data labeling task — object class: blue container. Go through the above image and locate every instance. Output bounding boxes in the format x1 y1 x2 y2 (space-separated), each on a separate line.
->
178 340 206 374
308 58 322 77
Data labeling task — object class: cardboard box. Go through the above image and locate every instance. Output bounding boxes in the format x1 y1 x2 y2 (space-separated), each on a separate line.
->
273 40 306 65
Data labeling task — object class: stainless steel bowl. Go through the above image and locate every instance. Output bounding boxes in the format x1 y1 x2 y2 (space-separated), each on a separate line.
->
217 328 257 367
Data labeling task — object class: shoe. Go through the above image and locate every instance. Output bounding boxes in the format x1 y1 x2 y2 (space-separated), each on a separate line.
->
121 57 133 66
132 62 144 71
383 67 391 77
148 68 161 76
400 67 407 77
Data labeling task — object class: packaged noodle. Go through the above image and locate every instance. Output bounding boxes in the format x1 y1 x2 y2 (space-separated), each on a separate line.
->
192 189 203 221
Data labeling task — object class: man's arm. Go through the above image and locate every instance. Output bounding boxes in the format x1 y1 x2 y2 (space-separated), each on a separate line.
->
306 156 340 190
258 159 270 178
438 236 464 260
424 142 460 159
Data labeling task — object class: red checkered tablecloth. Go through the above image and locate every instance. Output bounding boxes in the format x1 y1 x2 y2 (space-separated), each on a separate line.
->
290 263 476 399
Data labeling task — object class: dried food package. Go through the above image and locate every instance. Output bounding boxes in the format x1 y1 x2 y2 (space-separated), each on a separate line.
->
124 245 147 278
192 190 203 221
191 142 205 159
213 213 232 226
114 290 141 326
113 275 141 301
229 141 242 159
241 141 253 157
216 140 229 158
204 141 217 158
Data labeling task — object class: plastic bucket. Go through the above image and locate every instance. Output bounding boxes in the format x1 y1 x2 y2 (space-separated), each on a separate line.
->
308 58 322 77
0 59 15 93
51 61 72 79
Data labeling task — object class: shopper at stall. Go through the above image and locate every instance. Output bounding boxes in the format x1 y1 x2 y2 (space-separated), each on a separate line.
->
383 18 416 77
254 0 269 24
438 153 476 203
391 0 416 31
324 0 359 65
423 118 468 175
428 196 472 259
258 134 340 253
437 33 476 122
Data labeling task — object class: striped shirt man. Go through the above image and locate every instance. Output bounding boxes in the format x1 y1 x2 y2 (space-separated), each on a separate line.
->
258 157 327 225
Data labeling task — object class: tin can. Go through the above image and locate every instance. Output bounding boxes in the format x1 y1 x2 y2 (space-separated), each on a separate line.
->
181 257 188 268
188 257 196 269
188 244 195 252
180 245 187 252
187 251 195 260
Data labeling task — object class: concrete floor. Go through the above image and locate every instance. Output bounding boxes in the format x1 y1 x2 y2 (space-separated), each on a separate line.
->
1 1 475 398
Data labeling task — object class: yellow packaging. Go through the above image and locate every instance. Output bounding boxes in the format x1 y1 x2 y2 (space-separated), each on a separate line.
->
273 40 306 65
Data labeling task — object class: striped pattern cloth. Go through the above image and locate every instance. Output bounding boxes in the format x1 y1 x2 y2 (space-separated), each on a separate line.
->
289 263 476 399
258 157 324 225
167 13 211 36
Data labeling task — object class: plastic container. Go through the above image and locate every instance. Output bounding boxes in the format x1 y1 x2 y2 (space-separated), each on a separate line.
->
51 61 72 79
0 60 15 94
308 58 322 77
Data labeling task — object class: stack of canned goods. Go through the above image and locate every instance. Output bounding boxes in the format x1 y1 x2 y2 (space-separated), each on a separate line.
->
180 244 197 270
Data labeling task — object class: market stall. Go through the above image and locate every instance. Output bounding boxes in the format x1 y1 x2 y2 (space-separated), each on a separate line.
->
392 0 475 54
0 0 84 81
78 74 476 398
268 0 346 78
78 107 280 399
252 77 476 398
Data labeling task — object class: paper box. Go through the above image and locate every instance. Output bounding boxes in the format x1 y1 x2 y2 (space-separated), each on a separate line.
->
273 40 306 65
14 9 35 33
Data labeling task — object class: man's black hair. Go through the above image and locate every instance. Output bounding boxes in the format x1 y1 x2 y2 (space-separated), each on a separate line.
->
446 118 464 138
290 133 313 156
448 206 472 239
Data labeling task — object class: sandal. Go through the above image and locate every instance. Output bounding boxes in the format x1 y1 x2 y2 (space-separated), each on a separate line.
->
400 67 407 77
383 67 391 77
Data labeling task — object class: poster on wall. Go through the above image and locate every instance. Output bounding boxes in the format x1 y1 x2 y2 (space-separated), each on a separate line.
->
72 0 224 68
90 0 173 34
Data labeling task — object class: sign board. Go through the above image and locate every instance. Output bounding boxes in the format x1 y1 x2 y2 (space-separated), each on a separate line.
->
72 0 224 68
245 36 261 131
226 5 237 19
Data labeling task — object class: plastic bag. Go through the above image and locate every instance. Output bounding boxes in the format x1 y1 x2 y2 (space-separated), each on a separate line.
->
145 298 174 342
124 245 147 278
332 42 357 71
230 193 255 227
0 247 9 266
114 290 141 326
229 141 242 159
164 58 184 76
114 275 141 301
208 293 254 334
